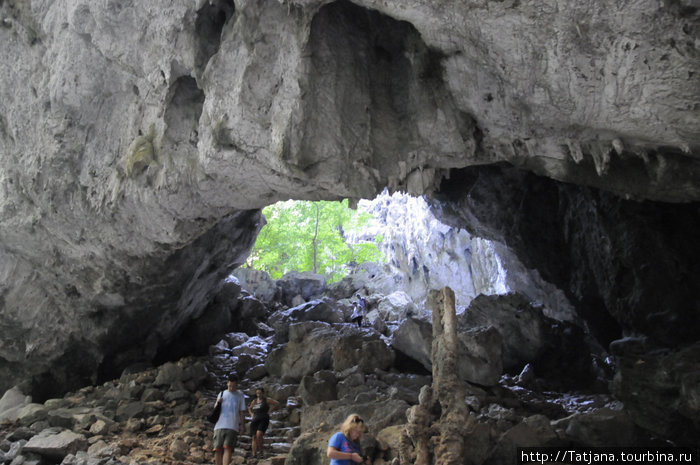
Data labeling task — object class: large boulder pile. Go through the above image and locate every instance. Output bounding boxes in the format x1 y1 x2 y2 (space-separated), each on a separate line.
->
1 357 221 465
0 276 681 465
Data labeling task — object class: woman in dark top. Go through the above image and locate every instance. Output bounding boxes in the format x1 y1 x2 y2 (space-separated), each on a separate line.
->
248 387 280 459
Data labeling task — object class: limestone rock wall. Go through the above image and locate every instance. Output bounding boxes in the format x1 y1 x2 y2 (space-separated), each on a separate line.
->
353 191 507 307
354 191 580 323
0 0 698 402
430 164 700 440
431 164 700 347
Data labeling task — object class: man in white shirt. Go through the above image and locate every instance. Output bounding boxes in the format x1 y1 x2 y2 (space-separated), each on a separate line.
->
212 374 247 465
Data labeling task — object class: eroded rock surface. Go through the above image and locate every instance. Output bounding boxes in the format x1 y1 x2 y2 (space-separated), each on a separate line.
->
0 0 698 440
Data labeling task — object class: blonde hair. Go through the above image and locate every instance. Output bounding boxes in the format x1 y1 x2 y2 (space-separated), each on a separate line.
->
340 413 365 437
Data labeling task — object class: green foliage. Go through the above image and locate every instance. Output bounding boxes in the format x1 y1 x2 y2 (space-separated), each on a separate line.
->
246 199 384 282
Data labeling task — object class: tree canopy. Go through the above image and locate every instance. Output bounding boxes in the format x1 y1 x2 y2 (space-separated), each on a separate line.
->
245 199 384 282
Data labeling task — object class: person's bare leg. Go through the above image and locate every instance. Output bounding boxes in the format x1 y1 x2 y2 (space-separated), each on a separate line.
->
257 431 264 457
222 447 232 465
251 432 258 457
215 450 223 465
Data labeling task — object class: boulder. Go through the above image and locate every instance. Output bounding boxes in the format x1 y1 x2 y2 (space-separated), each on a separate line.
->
182 360 209 390
115 401 147 422
374 291 416 322
392 315 502 385
374 424 404 463
291 294 305 307
485 415 561 464
0 440 24 464
376 372 431 403
392 317 433 372
276 272 327 306
230 336 269 358
285 429 333 465
267 300 342 343
610 338 700 446
460 293 546 371
336 371 367 401
558 408 638 446
221 332 249 349
461 421 494 465
46 408 78 429
268 308 297 344
154 362 185 387
301 398 410 437
87 439 122 458
332 334 395 373
266 385 299 404
298 371 337 406
0 386 31 421
17 403 48 426
235 294 269 334
246 364 268 381
230 268 277 303
457 326 503 386
89 418 116 435
290 299 345 324
23 429 88 460
264 322 337 381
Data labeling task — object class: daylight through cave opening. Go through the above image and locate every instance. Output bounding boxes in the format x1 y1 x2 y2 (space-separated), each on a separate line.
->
232 190 517 313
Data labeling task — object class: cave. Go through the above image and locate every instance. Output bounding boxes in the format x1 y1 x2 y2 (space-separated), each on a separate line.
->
0 0 699 459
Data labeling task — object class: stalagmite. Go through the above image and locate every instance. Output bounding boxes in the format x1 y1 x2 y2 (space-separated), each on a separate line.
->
430 287 471 465
401 287 472 465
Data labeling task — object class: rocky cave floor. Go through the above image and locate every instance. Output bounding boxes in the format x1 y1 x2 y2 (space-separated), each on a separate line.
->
0 334 667 465
0 264 680 465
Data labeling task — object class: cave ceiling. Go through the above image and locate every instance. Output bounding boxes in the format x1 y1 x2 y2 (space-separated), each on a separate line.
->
0 0 698 407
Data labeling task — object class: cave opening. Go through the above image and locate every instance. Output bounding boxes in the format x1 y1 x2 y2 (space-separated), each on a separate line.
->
230 187 622 393
242 197 387 285
237 191 511 313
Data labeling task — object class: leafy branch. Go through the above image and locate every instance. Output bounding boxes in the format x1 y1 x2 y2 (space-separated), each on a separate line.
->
245 199 385 282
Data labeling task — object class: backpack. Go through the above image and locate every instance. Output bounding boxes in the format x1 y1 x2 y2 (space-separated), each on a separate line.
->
207 392 223 423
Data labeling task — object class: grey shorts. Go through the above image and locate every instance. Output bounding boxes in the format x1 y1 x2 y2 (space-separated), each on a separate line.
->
212 428 239 451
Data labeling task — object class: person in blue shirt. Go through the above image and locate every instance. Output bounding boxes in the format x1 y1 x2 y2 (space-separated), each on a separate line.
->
212 374 247 465
327 414 371 464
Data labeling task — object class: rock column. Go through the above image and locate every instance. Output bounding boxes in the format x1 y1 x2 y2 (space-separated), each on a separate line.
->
401 287 471 465
429 287 470 465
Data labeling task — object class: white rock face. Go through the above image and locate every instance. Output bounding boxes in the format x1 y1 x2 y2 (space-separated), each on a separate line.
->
350 193 588 324
354 191 508 308
0 0 697 395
